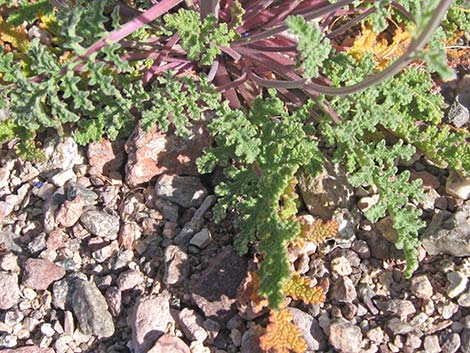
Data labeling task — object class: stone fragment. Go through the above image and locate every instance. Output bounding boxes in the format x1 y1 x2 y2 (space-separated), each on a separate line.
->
410 275 433 299
0 231 24 254
154 198 179 223
422 206 470 256
0 272 20 310
131 292 175 353
51 169 76 187
155 174 208 208
447 93 470 128
423 335 441 353
330 256 352 276
190 228 212 249
289 308 326 351
192 247 248 323
22 258 65 290
328 319 362 353
118 222 142 250
410 170 440 189
46 229 66 251
71 278 115 337
442 333 461 353
333 277 357 303
386 318 414 335
56 197 84 228
462 329 470 353
459 292 470 307
37 137 83 174
88 139 124 178
446 171 470 200
0 252 19 273
298 162 354 219
177 308 208 342
105 286 122 317
447 271 468 298
117 269 144 291
125 123 211 186
164 245 189 285
80 210 120 240
148 335 191 353
0 347 54 353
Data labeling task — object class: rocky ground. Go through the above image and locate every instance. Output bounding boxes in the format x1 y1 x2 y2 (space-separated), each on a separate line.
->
0 75 470 353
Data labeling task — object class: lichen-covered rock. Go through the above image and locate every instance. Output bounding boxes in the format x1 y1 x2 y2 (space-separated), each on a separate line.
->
298 162 354 219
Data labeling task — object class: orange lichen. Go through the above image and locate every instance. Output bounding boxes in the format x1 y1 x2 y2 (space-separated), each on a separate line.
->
259 307 308 353
283 273 327 305
293 218 338 248
237 271 269 319
348 24 412 69
0 17 29 53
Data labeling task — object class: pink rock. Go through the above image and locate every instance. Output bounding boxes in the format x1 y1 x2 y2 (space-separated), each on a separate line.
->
88 139 124 178
118 222 142 250
22 258 66 290
0 346 55 353
148 335 191 353
46 229 66 250
56 197 85 228
0 201 14 223
117 269 144 291
125 123 212 187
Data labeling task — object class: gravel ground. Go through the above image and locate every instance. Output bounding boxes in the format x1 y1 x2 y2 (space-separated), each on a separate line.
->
0 75 470 353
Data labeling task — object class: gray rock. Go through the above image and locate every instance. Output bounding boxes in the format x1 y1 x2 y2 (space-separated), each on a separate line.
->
37 136 83 174
154 198 179 222
155 174 208 208
80 210 120 240
131 292 175 353
72 278 115 337
65 182 98 205
422 206 470 256
0 231 24 254
190 229 212 249
328 319 362 353
0 272 20 310
447 93 470 128
192 247 248 323
289 307 327 351
386 318 414 335
442 333 461 353
447 271 468 298
410 275 433 299
333 277 357 303
462 329 470 353
459 292 470 307
298 162 354 219
52 273 87 310
163 245 189 285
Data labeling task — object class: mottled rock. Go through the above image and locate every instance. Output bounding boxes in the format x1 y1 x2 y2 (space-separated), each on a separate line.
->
298 162 354 219
72 278 115 337
117 269 144 291
148 335 191 353
190 228 212 249
329 319 362 353
333 277 357 303
290 308 326 351
0 272 19 310
410 275 433 299
64 182 98 206
192 247 248 323
447 271 468 298
447 93 470 128
442 333 461 353
422 206 470 256
164 245 189 285
88 139 124 178
22 258 65 290
56 197 84 228
37 137 83 174
131 292 175 353
80 210 120 240
125 123 211 186
118 222 142 250
386 318 414 335
105 286 122 317
177 308 208 342
446 171 470 200
0 231 24 254
155 174 208 208
331 256 352 277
